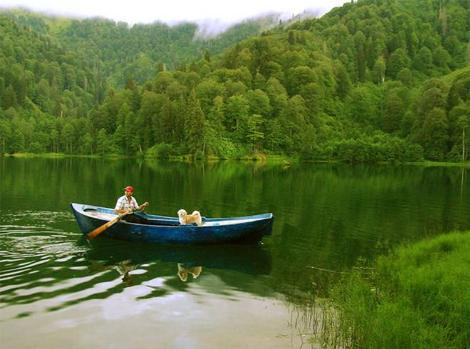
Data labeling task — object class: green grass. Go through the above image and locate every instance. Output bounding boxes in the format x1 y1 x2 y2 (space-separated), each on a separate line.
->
2 152 68 158
330 232 470 349
1 152 134 159
407 160 470 168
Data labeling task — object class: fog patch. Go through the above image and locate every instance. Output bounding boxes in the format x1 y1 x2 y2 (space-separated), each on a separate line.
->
193 9 324 40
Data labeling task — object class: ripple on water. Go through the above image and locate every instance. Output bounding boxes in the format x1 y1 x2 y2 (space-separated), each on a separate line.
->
0 215 165 318
0 211 92 310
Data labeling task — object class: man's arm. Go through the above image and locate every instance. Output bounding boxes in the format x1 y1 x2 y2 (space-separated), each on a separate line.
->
131 197 148 211
138 202 149 210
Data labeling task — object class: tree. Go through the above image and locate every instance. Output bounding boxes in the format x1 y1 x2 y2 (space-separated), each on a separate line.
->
224 95 249 134
413 47 433 73
115 102 131 151
279 95 308 152
113 125 126 154
347 83 382 127
354 31 367 81
386 48 410 79
300 82 324 118
9 128 25 153
418 86 447 116
140 91 166 144
207 95 225 134
449 104 470 161
265 77 288 117
334 62 352 98
244 114 264 151
185 89 205 154
62 123 75 153
264 118 283 150
0 119 11 154
50 129 59 153
286 66 317 95
383 91 405 133
96 129 109 156
420 108 449 160
80 132 94 154
397 68 413 86
254 72 266 90
3 85 17 109
195 79 224 115
154 72 177 94
457 113 469 161
433 47 450 69
372 57 385 84
246 89 271 117
124 111 141 153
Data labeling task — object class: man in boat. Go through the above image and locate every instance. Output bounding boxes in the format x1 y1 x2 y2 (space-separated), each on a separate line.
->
115 185 149 215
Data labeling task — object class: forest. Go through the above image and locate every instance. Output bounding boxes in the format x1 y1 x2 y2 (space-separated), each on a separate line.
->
0 0 469 162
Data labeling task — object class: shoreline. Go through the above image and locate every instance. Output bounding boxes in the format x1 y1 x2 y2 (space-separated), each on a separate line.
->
3 152 470 168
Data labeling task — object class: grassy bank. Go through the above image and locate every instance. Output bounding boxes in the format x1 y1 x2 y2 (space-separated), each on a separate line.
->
329 232 470 349
1 152 296 164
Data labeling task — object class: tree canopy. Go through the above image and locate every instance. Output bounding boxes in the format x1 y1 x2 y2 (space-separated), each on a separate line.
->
0 0 469 162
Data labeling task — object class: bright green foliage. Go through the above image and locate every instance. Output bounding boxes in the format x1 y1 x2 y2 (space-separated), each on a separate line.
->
420 107 449 160
383 90 405 133
331 232 470 349
224 95 250 135
184 90 205 154
244 114 264 151
0 0 469 160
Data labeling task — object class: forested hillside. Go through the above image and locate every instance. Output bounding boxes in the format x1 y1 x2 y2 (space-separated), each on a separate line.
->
4 9 280 86
0 14 103 153
0 0 469 161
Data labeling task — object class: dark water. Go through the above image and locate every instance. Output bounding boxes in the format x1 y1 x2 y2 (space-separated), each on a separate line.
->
1 158 470 348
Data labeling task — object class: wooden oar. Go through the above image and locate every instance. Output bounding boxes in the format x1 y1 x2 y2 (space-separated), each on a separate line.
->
87 211 131 239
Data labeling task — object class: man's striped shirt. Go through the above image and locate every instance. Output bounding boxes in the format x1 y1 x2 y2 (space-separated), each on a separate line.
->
115 195 139 211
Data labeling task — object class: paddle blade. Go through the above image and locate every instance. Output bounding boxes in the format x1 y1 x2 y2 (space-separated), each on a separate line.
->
87 216 121 239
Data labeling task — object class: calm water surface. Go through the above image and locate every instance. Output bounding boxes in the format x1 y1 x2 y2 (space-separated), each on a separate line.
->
1 158 470 349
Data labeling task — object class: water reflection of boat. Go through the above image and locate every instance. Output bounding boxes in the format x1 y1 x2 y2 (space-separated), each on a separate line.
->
71 203 273 244
82 238 272 276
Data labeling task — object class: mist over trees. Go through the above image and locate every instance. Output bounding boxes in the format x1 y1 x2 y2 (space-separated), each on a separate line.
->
0 0 469 162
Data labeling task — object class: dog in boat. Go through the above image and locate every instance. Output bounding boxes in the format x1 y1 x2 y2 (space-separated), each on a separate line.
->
177 209 203 226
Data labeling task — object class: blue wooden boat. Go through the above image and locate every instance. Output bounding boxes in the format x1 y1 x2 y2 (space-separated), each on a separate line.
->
70 203 273 244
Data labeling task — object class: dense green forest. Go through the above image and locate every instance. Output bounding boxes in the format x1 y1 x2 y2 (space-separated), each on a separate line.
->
0 0 469 161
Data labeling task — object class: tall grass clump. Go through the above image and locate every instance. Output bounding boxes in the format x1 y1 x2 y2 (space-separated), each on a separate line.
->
331 232 470 349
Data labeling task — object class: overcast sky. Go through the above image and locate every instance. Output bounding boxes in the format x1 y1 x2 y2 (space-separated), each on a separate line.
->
0 0 348 25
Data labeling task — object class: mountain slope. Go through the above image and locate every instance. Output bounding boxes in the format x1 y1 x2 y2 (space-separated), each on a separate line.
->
0 0 469 161
3 9 281 87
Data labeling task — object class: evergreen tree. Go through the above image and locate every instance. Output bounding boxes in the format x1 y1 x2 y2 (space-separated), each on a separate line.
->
185 89 205 154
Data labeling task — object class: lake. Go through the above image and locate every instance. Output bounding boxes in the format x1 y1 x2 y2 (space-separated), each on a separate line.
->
1 158 470 348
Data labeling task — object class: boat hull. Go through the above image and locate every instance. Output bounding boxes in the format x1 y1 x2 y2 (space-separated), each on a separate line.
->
70 203 273 244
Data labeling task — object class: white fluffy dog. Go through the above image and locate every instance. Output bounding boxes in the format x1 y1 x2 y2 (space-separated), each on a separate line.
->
177 209 203 226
